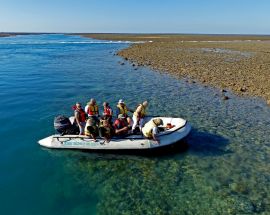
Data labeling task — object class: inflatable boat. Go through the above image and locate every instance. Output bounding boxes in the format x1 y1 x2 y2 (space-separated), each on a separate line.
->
38 116 191 152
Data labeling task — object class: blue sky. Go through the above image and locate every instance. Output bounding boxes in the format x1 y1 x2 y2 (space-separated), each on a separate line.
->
0 0 269 34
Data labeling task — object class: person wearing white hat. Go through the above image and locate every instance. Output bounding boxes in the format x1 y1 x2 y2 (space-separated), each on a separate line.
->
116 99 133 126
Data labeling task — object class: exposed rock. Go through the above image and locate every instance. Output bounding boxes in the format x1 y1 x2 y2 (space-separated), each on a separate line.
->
115 38 270 103
223 96 230 100
221 89 227 93
238 87 247 92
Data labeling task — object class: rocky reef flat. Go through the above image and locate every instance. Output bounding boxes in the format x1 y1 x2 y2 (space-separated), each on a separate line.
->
83 34 270 104
0 33 14 37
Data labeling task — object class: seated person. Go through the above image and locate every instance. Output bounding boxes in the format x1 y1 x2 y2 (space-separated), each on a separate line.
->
84 117 99 141
142 118 163 144
99 118 114 143
113 114 129 137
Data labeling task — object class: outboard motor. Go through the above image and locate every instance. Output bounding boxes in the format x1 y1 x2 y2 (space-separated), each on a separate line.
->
54 115 77 135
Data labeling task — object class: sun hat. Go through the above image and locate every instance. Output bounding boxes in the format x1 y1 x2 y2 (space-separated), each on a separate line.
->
143 101 148 106
118 114 125 119
118 99 124 104
153 118 163 126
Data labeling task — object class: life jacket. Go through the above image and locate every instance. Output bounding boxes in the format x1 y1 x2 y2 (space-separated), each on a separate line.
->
75 108 86 123
87 104 99 116
103 106 113 116
84 118 98 136
99 120 113 136
99 118 107 127
142 120 156 138
134 104 146 118
117 104 128 116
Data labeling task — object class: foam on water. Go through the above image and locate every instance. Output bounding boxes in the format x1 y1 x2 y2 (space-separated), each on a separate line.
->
0 34 145 45
0 41 145 45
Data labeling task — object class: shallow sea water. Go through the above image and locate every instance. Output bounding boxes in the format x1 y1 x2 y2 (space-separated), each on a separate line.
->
0 34 269 215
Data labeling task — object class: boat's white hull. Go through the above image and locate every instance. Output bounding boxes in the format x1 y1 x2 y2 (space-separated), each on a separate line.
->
38 117 191 151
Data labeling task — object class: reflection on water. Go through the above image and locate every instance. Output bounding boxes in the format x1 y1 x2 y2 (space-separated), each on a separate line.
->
0 34 269 214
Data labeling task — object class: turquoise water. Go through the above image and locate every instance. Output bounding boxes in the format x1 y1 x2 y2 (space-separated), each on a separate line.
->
0 34 270 214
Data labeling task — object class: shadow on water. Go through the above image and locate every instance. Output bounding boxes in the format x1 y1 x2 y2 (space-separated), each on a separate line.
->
186 129 232 156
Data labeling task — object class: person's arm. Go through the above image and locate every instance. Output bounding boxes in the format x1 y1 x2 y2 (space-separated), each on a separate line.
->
109 108 113 116
115 127 128 134
75 112 82 128
97 106 100 116
152 127 159 144
114 121 128 134
90 134 97 141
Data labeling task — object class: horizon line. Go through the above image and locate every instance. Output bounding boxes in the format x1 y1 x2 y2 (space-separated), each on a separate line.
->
1 32 270 36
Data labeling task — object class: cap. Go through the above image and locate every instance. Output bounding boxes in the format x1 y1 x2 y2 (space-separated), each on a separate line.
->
118 99 124 104
118 114 125 119
153 118 163 126
143 101 148 107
